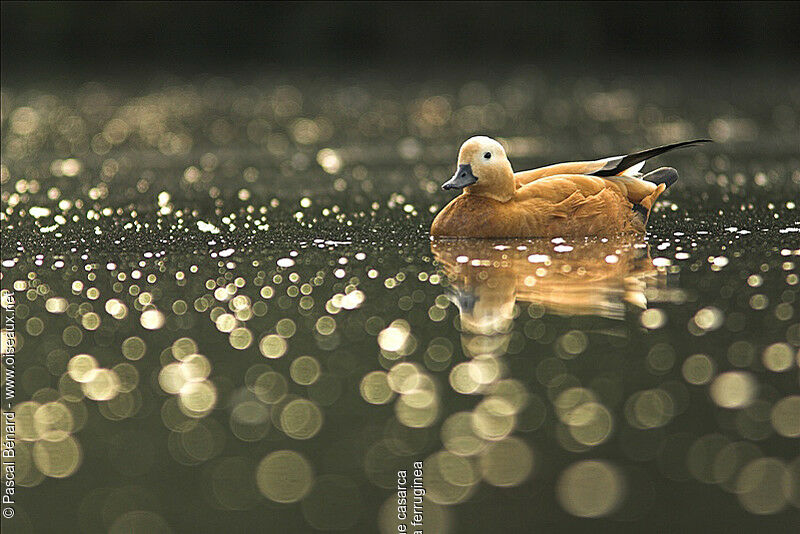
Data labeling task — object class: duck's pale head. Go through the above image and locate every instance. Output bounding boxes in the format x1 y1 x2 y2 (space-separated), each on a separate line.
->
442 136 515 202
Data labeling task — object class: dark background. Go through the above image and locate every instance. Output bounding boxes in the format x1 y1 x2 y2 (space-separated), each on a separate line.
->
3 1 800 79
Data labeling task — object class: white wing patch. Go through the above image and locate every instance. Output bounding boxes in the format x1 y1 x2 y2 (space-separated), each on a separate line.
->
619 161 646 177
593 157 645 177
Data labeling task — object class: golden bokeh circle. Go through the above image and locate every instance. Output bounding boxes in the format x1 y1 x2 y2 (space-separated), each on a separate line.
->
33 435 82 478
121 336 147 360
256 450 314 503
178 380 218 416
736 457 788 514
290 355 321 386
180 354 211 382
172 337 198 360
423 451 477 504
33 401 74 441
471 398 515 440
82 368 121 401
479 437 533 487
441 412 486 457
771 395 800 437
710 371 756 409
359 371 394 405
229 327 253 349
568 402 613 446
682 353 715 385
15 401 42 441
280 398 323 439
140 309 165 330
67 354 98 383
557 460 625 518
259 334 288 359
395 395 439 428
230 401 271 442
253 371 288 404
112 362 140 393
159 363 186 394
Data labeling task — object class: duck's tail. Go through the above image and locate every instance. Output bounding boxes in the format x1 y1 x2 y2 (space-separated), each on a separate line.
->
642 167 678 189
632 167 678 224
591 139 710 178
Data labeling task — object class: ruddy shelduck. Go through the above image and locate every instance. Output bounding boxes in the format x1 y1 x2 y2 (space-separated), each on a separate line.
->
431 136 709 238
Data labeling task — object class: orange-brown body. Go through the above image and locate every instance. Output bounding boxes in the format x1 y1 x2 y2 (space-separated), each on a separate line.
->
431 174 665 238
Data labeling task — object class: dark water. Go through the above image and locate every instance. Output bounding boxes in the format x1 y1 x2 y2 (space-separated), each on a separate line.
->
1 72 799 533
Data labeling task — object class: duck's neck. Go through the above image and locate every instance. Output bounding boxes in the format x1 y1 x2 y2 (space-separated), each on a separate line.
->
464 181 515 203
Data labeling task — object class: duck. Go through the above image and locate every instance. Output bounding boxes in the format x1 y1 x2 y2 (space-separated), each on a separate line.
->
430 136 709 238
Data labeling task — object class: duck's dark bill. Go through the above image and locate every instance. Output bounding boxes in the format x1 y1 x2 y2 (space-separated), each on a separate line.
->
442 164 478 190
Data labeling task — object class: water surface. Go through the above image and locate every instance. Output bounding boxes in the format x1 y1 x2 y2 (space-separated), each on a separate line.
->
1 73 799 532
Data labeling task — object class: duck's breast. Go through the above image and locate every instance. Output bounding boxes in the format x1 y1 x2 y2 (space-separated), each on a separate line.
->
431 195 528 238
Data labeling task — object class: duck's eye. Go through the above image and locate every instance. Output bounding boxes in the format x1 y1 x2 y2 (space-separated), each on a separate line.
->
483 152 491 159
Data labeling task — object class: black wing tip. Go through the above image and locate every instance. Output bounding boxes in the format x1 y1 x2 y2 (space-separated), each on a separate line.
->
657 138 713 149
683 138 713 145
591 138 711 177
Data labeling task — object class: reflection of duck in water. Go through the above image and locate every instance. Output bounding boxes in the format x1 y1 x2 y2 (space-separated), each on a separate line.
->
432 237 660 326
431 136 708 238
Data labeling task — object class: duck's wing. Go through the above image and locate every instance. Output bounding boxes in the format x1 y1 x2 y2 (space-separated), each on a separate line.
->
588 139 710 177
515 174 659 206
514 139 710 187
514 161 607 187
